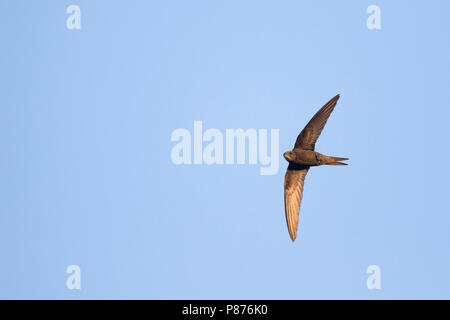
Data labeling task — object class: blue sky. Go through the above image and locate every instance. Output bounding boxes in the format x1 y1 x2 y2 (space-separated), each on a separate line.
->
1 0 450 299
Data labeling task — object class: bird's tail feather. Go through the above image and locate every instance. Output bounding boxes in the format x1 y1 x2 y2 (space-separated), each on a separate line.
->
326 161 348 166
324 156 349 165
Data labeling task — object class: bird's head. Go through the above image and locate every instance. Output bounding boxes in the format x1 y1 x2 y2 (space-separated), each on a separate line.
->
283 150 296 162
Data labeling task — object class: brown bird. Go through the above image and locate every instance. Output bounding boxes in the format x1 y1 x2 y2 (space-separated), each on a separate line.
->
284 94 348 242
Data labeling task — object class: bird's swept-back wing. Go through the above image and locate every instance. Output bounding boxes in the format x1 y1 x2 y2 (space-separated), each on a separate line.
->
294 94 340 150
284 163 309 241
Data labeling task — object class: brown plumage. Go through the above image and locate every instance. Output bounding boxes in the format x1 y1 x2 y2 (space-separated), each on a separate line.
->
284 94 348 242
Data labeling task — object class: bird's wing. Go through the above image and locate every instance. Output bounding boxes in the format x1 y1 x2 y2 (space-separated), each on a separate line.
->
294 94 340 150
284 163 309 241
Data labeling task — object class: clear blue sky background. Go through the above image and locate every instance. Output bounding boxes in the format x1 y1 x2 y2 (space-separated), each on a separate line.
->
1 0 449 299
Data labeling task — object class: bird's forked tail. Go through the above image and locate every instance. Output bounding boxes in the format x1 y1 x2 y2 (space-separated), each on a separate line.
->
323 156 349 166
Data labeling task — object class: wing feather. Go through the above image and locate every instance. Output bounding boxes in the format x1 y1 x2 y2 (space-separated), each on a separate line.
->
284 163 309 241
294 95 340 150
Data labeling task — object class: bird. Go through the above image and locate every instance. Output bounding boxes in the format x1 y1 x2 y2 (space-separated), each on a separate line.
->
283 94 348 242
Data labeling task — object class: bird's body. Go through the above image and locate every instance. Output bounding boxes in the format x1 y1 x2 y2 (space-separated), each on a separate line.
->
283 94 348 242
284 149 348 166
